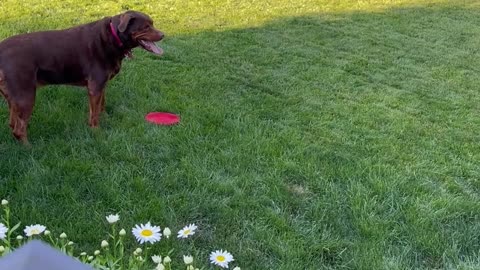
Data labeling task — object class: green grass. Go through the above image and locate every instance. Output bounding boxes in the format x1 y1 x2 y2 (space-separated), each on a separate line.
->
1 0 480 269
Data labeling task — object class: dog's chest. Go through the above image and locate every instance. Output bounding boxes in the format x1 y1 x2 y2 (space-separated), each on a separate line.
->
108 61 122 80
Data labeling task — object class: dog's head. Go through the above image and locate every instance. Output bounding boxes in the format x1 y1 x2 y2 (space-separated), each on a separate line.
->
113 11 164 55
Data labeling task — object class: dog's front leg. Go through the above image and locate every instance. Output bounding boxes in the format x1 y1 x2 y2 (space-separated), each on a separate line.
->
87 77 107 128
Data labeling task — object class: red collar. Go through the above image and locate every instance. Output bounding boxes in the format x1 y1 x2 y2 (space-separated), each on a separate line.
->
109 22 123 47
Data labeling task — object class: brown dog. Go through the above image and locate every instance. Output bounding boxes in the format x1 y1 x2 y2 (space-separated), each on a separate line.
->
0 11 164 145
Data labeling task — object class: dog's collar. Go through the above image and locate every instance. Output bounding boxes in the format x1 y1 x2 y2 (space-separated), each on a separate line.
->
109 22 123 47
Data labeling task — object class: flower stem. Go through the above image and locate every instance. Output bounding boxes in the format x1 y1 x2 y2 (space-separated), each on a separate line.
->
3 206 11 250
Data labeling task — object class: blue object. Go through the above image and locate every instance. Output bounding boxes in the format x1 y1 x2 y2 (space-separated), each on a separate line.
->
0 240 93 270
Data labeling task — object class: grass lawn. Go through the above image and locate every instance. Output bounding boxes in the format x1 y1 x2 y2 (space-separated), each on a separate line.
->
1 0 480 268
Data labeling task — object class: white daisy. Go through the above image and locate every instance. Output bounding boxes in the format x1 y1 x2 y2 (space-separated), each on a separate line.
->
106 214 120 224
151 255 162 264
0 223 7 239
24 224 46 237
177 224 197 239
101 240 109 248
163 227 171 238
210 250 234 268
183 255 193 264
132 222 162 244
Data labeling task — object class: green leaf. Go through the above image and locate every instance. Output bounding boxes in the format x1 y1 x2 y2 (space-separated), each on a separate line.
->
8 222 21 235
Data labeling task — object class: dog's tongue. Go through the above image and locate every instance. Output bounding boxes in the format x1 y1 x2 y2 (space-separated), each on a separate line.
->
140 40 163 55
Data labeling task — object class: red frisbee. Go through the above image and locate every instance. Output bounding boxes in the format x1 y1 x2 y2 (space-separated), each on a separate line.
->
145 112 180 125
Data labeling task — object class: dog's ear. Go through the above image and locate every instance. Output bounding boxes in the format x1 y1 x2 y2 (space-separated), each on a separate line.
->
118 13 133 33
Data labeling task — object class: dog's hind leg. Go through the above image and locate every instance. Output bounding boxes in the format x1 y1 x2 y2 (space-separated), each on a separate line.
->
9 93 35 146
0 70 14 129
2 69 36 145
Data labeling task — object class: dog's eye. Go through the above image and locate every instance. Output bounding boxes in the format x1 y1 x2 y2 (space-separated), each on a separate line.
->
143 25 150 30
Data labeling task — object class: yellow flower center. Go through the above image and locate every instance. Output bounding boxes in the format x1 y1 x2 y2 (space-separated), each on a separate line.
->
141 229 153 237
31 229 39 235
183 229 191 235
217 255 225 262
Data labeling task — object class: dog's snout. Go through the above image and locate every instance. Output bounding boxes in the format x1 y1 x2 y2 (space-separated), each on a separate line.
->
158 31 165 40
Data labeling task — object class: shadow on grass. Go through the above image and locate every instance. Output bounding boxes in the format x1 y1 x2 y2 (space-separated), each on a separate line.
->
1 2 480 269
